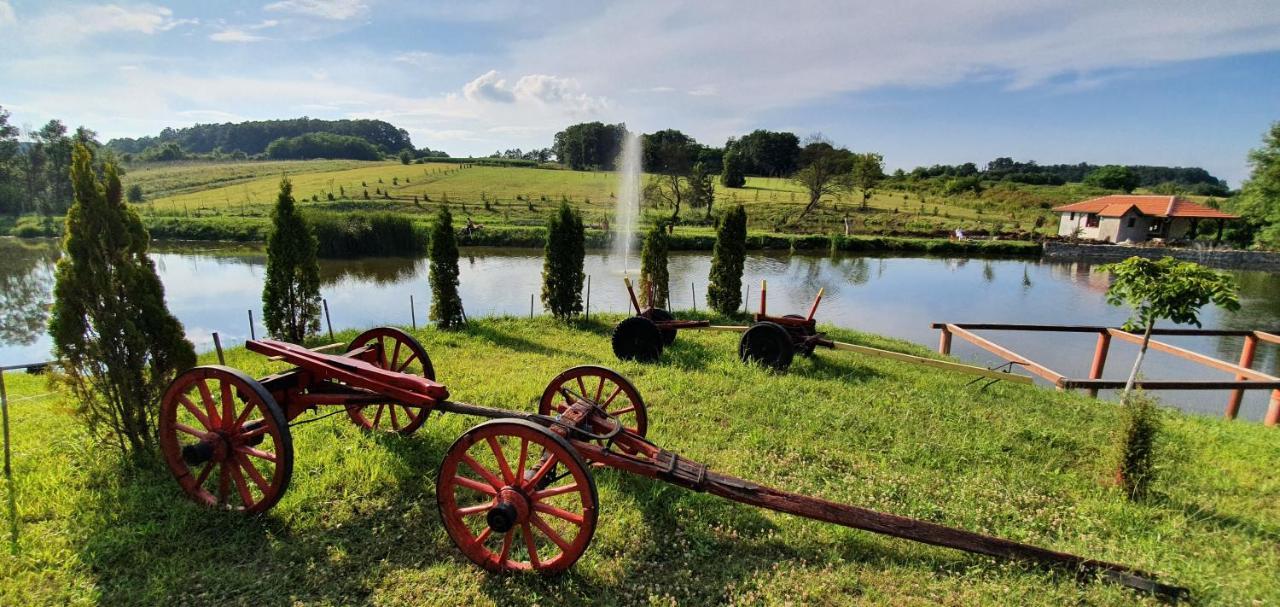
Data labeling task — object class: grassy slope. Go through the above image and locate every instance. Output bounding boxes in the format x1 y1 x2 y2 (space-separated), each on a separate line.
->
1 317 1276 606
126 161 1076 238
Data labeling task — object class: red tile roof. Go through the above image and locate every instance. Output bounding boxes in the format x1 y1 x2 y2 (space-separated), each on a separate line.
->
1052 195 1236 219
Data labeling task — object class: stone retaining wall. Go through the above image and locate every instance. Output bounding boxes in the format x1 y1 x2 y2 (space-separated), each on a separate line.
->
1043 241 1280 271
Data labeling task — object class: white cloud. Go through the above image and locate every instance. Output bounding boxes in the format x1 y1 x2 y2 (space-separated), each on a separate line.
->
463 70 516 103
209 19 279 42
11 3 195 45
463 70 607 113
265 0 369 20
0 1 15 27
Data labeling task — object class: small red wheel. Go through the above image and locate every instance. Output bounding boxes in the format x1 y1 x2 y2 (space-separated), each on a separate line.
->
437 419 598 573
344 327 434 434
159 366 293 514
538 365 647 439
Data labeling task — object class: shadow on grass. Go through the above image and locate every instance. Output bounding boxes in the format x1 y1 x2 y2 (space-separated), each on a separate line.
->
464 321 585 359
74 414 986 605
789 352 886 384
1162 496 1280 544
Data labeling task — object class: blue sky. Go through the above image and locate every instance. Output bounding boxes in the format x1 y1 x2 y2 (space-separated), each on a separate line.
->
2 0 1278 185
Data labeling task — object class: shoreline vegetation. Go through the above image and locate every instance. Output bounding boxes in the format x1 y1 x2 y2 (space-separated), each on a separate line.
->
1 317 1276 605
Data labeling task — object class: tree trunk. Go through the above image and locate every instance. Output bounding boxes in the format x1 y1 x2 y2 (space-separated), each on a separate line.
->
1122 323 1154 397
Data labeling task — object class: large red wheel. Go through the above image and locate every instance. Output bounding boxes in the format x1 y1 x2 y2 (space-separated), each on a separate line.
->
538 365 647 440
159 366 293 514
437 419 598 573
344 327 435 434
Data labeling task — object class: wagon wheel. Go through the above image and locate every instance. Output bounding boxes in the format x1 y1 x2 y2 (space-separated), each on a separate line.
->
159 366 293 514
739 321 795 371
647 308 678 345
784 314 818 357
344 327 434 435
611 316 663 363
437 419 598 574
538 365 647 441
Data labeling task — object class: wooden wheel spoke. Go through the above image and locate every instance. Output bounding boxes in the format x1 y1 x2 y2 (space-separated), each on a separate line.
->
193 460 215 488
396 353 419 373
237 422 268 441
575 377 588 402
522 522 541 568
531 513 572 553
196 380 220 427
533 482 580 500
178 396 212 429
174 423 206 439
219 380 235 433
594 376 606 402
610 405 637 415
457 500 495 517
453 475 497 495
376 337 386 367
228 460 254 506
232 399 257 430
389 405 400 430
602 385 624 407
372 404 385 428
237 445 278 463
533 502 584 525
522 455 559 491
460 453 505 490
472 527 492 547
235 453 271 495
401 406 420 424
487 437 515 485
515 438 528 483
498 530 513 564
218 462 231 505
390 340 402 370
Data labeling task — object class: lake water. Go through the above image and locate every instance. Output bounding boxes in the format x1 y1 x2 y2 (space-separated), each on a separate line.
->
3 237 1279 421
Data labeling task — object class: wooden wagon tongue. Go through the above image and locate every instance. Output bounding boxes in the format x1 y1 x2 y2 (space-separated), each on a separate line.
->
554 393 1187 600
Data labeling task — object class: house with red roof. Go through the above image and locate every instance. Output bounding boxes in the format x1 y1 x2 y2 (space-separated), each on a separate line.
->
1052 195 1236 243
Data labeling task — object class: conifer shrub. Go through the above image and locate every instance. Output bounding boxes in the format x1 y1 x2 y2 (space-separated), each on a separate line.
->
49 144 196 458
707 204 747 314
542 202 585 319
262 177 321 343
428 206 465 328
639 222 670 308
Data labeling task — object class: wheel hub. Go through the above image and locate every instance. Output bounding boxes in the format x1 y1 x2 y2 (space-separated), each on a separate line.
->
486 487 530 533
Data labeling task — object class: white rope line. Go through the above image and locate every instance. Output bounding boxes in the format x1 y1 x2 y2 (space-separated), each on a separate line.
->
3 393 56 404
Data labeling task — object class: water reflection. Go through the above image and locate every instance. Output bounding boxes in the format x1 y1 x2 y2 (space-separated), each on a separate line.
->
4 238 1280 420
0 239 57 348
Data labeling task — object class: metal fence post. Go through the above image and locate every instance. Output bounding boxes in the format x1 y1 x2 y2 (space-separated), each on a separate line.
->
691 282 697 313
585 275 591 321
248 310 255 340
410 294 417 330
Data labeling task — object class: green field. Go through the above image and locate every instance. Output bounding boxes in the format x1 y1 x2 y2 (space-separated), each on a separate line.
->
125 160 1087 239
1 317 1276 605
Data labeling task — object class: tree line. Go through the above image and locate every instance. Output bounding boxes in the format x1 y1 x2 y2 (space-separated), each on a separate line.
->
902 157 1228 194
106 117 416 156
0 106 107 216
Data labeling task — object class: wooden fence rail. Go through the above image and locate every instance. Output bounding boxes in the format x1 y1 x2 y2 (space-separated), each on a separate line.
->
931 322 1280 426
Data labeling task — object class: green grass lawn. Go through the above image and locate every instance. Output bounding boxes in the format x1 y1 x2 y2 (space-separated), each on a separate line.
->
1 317 1276 605
124 160 1067 239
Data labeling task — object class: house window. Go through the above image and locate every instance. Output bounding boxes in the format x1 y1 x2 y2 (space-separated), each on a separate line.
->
1085 213 1099 228
1127 217 1136 228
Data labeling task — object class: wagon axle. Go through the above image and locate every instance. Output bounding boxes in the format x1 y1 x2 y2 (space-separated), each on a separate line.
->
156 326 1182 598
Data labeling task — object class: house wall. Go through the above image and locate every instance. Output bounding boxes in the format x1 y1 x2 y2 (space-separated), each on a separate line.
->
1097 218 1122 242
1114 211 1152 243
1057 213 1101 239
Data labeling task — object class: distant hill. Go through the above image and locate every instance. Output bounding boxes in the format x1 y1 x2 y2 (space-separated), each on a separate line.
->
106 118 415 157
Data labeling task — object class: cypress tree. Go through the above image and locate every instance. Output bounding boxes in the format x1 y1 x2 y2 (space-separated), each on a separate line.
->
542 201 585 319
707 204 747 314
639 222 670 308
49 143 196 457
262 177 321 343
429 206 465 327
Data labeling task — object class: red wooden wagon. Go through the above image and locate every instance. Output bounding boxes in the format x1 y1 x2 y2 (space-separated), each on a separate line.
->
157 326 1181 597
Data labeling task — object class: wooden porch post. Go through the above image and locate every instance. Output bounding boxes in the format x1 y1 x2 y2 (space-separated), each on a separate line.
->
1215 219 1224 245
1225 334 1257 420
1087 332 1110 398
938 327 952 355
1266 391 1280 427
